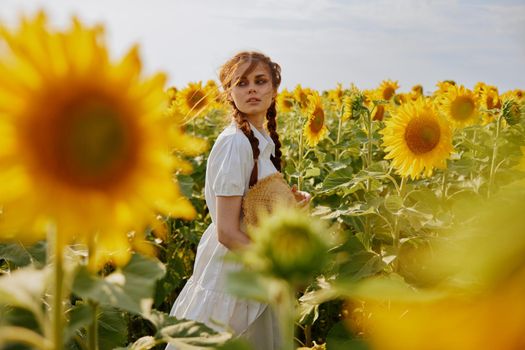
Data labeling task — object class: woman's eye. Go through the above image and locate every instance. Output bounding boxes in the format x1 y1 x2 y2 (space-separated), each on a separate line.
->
237 80 247 87
256 79 268 85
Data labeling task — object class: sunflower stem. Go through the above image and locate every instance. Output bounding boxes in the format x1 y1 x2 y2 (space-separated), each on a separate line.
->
367 109 373 169
441 168 448 202
88 301 99 350
487 113 502 198
304 324 312 347
392 176 407 272
298 125 304 192
48 225 64 350
335 106 343 162
276 283 296 350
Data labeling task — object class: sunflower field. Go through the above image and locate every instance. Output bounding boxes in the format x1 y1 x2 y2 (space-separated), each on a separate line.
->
1 12 525 350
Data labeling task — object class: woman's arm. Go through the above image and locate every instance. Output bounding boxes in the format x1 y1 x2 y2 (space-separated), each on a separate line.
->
216 196 251 250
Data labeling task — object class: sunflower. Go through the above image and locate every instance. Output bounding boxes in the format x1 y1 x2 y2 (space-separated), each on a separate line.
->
380 98 453 179
276 89 295 113
437 85 479 128
243 205 330 287
432 81 456 106
327 83 345 110
474 82 502 124
303 92 329 147
410 84 424 101
377 79 400 101
364 90 391 121
176 81 217 118
166 86 178 105
0 13 204 269
293 84 314 112
475 82 502 110
342 95 354 121
502 89 525 103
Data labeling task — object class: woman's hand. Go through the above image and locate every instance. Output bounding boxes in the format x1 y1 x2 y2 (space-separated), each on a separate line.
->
291 184 312 207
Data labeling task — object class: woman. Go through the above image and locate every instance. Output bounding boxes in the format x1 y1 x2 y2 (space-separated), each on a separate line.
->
167 51 310 349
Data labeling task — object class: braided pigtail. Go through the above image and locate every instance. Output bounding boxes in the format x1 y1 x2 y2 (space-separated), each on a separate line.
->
232 109 260 187
265 101 282 172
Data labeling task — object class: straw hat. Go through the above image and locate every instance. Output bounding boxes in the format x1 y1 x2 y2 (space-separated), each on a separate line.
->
241 172 297 229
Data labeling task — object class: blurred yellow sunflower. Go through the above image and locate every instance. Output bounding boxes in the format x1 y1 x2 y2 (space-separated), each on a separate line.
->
432 81 456 107
293 84 314 112
176 81 217 118
276 89 295 113
377 80 399 100
435 80 456 95
303 92 328 147
502 89 525 102
380 98 453 179
342 95 354 121
327 83 345 110
409 84 424 101
475 82 502 110
364 90 390 121
166 86 178 105
0 13 204 268
474 82 502 124
438 85 479 128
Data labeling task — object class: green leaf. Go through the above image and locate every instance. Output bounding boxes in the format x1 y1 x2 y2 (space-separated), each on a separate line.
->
383 194 404 214
1 305 40 334
0 266 47 316
322 166 354 191
337 274 444 302
160 319 232 348
216 339 253 350
338 252 385 281
304 167 321 178
98 306 128 350
72 254 165 314
325 321 370 350
0 241 47 269
177 174 195 198
225 270 273 302
114 336 155 350
64 303 93 343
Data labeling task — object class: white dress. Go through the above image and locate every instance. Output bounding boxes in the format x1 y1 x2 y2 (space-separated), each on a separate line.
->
166 122 280 350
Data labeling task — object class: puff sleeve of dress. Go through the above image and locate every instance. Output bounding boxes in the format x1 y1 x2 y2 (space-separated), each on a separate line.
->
210 132 254 196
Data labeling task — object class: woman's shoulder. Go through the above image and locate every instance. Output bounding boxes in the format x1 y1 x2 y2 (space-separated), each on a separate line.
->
209 123 252 158
214 123 250 148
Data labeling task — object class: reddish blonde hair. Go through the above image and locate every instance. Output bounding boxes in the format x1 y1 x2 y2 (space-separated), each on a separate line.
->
219 51 283 186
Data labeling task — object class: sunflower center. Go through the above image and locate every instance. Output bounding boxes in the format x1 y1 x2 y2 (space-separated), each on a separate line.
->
31 97 138 190
404 117 441 154
450 96 475 121
486 94 501 109
187 89 207 111
310 108 325 133
373 105 385 121
383 87 395 100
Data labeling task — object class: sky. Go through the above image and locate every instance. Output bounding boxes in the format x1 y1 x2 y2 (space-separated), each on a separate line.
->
1 0 524 94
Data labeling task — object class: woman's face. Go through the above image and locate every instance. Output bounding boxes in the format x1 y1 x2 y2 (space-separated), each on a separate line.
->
229 62 276 119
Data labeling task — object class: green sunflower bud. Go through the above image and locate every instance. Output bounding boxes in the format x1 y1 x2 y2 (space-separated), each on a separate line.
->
502 99 523 126
248 207 330 287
